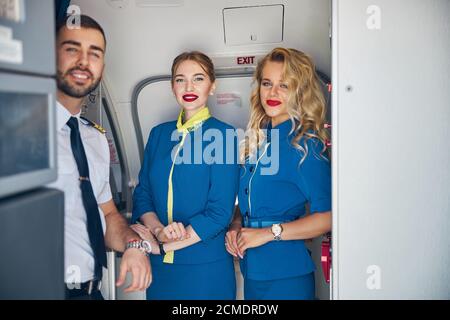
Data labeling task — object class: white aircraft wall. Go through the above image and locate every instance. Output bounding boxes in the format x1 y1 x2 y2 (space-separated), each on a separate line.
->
332 0 450 299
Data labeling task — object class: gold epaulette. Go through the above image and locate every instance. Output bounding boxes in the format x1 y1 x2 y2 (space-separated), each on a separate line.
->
80 116 106 134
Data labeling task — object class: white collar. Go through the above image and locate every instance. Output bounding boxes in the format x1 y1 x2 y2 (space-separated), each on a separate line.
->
56 101 82 131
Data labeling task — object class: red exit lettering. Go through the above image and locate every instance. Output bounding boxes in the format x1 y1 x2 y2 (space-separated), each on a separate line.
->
237 56 255 65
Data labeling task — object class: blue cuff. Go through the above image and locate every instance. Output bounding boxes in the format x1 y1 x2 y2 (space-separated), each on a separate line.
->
131 204 155 224
189 213 226 241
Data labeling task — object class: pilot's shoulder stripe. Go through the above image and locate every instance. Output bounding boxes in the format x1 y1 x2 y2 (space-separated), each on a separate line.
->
80 116 106 134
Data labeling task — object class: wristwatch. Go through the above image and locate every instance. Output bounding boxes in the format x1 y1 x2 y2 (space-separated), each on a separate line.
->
126 239 152 256
271 223 283 241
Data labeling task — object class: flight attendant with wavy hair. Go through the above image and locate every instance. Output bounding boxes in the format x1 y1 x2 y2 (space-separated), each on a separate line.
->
225 47 332 300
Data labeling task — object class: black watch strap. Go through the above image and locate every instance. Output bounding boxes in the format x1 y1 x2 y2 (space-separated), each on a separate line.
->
159 242 166 255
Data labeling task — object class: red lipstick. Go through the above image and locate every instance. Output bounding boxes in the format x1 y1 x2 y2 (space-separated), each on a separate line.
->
183 94 199 102
266 99 282 107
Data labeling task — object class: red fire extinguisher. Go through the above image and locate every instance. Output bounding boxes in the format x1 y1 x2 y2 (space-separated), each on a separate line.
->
321 233 332 283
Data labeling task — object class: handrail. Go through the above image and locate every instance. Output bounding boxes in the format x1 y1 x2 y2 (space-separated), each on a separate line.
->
131 69 330 163
131 71 255 163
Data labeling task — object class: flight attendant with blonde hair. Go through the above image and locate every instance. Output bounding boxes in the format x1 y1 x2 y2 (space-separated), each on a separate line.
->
225 47 332 300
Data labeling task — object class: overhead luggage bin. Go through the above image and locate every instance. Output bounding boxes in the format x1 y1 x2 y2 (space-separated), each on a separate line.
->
223 5 284 46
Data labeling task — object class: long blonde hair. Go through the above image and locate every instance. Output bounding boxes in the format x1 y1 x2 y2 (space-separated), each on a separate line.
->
241 47 329 164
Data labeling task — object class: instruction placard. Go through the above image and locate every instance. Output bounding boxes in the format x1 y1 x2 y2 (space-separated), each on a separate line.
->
0 25 22 64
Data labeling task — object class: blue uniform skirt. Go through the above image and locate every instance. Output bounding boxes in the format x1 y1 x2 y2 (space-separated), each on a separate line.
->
244 273 315 300
147 256 236 300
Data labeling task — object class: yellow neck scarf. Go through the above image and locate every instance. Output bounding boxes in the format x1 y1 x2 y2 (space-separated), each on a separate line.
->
176 107 211 133
164 107 211 264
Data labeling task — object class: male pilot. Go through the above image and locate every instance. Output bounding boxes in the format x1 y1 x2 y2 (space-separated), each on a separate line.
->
49 14 156 300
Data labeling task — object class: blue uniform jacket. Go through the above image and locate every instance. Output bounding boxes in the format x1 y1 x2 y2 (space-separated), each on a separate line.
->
239 119 331 281
132 117 239 265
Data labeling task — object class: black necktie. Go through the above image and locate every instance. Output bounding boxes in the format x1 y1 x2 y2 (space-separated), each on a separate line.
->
66 117 107 280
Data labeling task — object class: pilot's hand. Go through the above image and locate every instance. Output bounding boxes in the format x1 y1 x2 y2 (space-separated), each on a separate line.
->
116 247 152 293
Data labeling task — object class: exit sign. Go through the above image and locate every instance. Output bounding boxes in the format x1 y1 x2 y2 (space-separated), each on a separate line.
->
237 56 255 65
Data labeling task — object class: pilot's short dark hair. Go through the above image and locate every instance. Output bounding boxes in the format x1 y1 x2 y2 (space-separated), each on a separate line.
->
56 14 107 47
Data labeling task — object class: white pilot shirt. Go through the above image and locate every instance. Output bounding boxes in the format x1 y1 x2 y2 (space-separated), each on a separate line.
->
48 101 112 283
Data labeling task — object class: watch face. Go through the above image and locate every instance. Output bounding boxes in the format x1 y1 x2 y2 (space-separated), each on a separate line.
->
272 224 282 236
141 240 152 253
